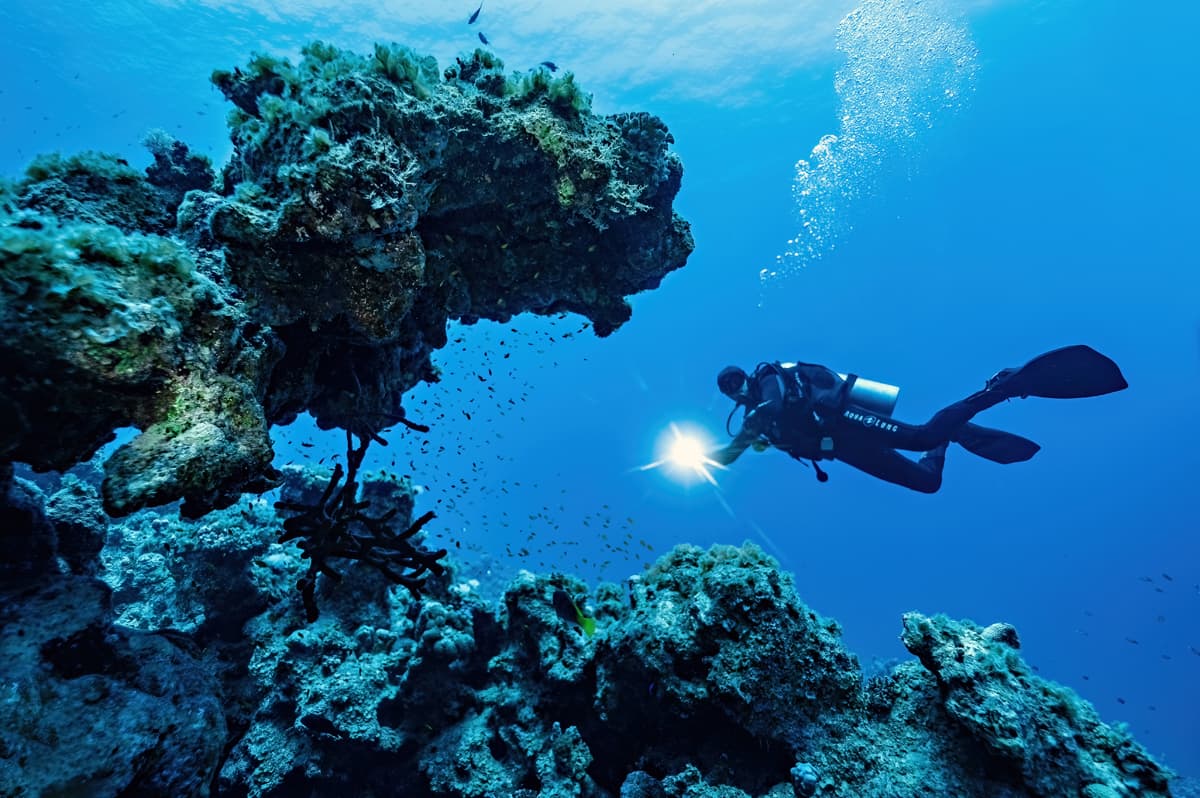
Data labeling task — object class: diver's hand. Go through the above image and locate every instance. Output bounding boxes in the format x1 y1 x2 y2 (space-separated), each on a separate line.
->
710 434 767 465
709 444 739 466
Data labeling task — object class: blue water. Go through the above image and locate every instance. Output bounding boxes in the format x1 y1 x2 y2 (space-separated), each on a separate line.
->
3 0 1197 780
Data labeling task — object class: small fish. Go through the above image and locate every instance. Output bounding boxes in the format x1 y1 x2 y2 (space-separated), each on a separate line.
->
552 590 596 637
468 1 483 24
478 32 489 45
540 61 558 72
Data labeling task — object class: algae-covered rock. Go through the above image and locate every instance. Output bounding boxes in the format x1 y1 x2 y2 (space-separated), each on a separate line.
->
0 516 1175 798
101 494 278 635
0 209 280 516
0 41 693 516
0 576 224 797
901 611 1172 797
0 475 56 578
19 151 177 234
44 473 107 575
0 214 208 466
596 543 861 747
203 43 692 432
142 129 216 213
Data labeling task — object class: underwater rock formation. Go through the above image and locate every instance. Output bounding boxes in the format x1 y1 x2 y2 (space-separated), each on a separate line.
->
0 577 225 797
900 612 1169 797
0 459 1174 797
0 476 224 796
0 42 693 517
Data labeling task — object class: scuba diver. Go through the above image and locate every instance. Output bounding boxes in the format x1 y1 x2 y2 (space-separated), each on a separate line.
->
712 345 1128 493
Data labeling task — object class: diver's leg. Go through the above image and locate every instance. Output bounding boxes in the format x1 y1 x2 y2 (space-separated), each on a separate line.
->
833 440 947 494
833 405 948 452
902 346 1128 444
833 350 1104 452
915 390 1011 444
835 382 1014 452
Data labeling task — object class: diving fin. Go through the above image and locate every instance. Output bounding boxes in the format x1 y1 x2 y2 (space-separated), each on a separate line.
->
988 345 1128 400
954 422 1040 464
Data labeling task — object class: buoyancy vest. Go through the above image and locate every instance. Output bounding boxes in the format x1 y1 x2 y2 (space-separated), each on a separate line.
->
750 362 855 461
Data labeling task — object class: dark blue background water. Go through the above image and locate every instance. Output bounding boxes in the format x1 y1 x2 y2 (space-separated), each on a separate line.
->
3 0 1197 780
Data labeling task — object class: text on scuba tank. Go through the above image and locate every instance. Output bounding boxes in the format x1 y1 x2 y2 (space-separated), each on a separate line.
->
843 409 899 432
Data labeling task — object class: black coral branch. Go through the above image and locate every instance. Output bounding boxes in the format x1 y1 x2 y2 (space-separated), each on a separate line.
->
275 430 447 621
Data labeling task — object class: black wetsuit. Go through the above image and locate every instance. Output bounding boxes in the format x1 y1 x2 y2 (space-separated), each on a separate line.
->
718 362 1012 494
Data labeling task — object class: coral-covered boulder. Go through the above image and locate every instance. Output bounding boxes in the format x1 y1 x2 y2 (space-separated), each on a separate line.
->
901 612 1171 797
597 543 861 746
0 42 692 517
0 577 224 797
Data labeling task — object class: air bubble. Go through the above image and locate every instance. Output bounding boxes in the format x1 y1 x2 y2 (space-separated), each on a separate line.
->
769 0 978 285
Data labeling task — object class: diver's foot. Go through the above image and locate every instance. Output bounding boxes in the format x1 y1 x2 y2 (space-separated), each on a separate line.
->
985 368 1015 391
984 367 1029 399
919 441 948 464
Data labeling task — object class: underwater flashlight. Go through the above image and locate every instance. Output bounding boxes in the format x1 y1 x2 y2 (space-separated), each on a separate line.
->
666 431 707 471
639 423 725 485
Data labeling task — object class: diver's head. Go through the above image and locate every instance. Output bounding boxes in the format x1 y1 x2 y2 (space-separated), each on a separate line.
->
717 366 750 403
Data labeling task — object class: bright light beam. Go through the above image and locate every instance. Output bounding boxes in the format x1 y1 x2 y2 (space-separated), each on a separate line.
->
636 422 786 568
638 423 727 486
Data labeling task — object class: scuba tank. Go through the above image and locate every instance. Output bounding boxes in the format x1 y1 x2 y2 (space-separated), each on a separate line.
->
837 373 901 416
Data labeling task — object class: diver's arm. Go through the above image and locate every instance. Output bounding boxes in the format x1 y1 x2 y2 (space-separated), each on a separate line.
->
711 430 758 465
711 400 777 465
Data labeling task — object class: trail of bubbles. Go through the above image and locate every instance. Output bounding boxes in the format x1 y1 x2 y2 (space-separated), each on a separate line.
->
763 0 978 287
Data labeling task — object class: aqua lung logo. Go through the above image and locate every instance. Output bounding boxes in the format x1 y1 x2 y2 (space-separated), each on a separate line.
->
844 409 899 433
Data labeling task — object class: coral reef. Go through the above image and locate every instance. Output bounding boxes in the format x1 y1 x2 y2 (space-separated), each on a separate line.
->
0 454 1175 797
0 41 693 517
